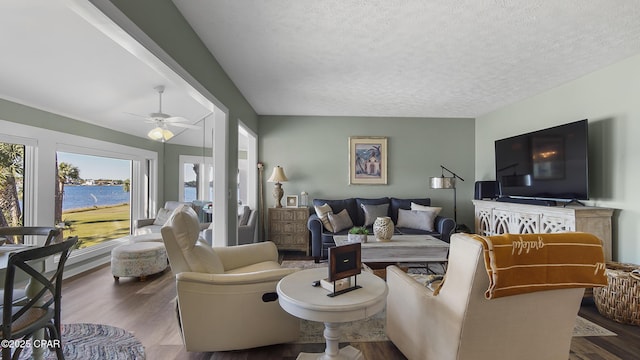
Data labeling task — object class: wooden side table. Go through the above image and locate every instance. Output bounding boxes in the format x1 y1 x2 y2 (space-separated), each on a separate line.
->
277 268 388 359
268 207 309 255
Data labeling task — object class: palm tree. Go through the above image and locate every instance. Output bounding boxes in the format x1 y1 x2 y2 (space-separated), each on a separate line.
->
0 143 24 227
55 161 80 223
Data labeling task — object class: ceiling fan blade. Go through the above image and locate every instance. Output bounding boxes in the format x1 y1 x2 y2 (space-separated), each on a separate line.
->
164 116 189 123
170 123 201 129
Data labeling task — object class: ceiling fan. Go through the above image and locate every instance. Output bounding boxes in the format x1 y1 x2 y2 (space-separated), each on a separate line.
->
128 85 201 142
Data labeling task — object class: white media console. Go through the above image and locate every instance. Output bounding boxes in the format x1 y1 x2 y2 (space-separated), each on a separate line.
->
473 199 614 261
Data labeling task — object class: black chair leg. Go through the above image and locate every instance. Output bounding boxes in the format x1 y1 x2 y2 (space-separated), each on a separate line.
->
46 324 65 360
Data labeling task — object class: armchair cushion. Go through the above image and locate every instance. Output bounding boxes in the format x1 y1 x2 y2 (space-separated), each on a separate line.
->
164 205 223 274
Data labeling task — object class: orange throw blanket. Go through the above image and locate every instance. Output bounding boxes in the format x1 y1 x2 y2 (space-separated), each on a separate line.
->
470 233 608 299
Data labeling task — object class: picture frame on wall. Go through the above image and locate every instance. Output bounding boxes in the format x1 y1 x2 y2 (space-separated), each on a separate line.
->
285 195 299 208
349 136 388 185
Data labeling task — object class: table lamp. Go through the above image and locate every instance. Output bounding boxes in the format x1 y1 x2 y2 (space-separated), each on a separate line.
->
267 166 288 208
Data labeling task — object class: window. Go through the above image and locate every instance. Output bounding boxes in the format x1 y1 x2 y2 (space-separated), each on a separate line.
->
56 152 132 249
0 141 25 227
179 155 213 203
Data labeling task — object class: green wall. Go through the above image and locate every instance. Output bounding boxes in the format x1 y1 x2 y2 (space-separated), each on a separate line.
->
259 116 476 227
476 54 640 263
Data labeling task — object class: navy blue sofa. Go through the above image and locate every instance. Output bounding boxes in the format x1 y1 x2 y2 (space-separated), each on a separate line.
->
307 197 456 262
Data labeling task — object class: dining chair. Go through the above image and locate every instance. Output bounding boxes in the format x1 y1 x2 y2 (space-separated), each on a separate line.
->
0 227 62 305
0 236 77 360
0 227 61 246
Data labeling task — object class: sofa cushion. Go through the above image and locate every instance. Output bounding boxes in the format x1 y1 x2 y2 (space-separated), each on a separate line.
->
361 203 390 226
397 208 436 232
314 203 335 232
153 207 173 226
355 197 390 225
411 202 442 216
327 209 354 233
313 198 358 226
390 198 431 224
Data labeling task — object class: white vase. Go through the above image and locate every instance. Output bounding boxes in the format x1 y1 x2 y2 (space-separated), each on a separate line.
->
373 216 394 242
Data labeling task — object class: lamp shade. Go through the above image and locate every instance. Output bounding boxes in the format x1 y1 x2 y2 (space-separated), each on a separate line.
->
267 166 288 183
430 176 455 189
147 126 174 142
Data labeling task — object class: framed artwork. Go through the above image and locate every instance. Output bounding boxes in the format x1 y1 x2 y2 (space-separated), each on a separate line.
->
349 136 388 185
285 195 299 208
328 242 362 282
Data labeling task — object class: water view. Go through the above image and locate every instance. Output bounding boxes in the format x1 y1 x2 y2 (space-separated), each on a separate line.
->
63 185 130 211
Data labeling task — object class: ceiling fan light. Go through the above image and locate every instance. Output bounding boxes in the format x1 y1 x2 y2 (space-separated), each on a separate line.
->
147 126 174 142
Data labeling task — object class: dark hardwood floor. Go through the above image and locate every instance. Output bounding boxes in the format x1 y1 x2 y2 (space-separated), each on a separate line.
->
59 255 640 360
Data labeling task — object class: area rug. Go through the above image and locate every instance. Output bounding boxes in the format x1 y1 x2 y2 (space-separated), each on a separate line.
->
282 261 616 341
281 260 328 270
297 311 615 343
18 323 145 360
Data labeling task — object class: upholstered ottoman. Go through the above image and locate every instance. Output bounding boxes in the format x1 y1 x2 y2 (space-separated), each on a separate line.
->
128 233 163 243
111 242 167 281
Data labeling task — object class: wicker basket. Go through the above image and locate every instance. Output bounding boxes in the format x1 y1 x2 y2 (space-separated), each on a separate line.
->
593 262 640 326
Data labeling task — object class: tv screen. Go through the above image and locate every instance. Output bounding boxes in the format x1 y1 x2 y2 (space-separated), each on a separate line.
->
495 119 589 201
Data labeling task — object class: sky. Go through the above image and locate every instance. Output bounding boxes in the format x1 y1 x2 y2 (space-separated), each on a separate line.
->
57 152 130 180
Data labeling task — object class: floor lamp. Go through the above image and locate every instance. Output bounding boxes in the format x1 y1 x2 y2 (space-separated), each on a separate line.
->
429 165 465 224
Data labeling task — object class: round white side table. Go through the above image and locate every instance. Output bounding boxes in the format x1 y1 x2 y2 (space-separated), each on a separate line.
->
277 267 388 360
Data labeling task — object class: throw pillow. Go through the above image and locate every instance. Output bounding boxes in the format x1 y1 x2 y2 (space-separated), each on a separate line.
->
327 209 354 233
410 202 442 216
153 208 173 226
397 208 436 232
361 203 389 226
314 203 334 232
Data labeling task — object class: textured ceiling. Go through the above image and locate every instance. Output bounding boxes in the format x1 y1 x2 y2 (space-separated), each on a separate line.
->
173 0 640 118
1 1 640 148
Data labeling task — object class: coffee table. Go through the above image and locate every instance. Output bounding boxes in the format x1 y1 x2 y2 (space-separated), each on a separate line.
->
277 267 387 360
333 234 449 263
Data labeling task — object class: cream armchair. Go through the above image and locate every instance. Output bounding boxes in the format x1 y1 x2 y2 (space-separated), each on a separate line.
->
161 204 300 352
386 233 586 360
